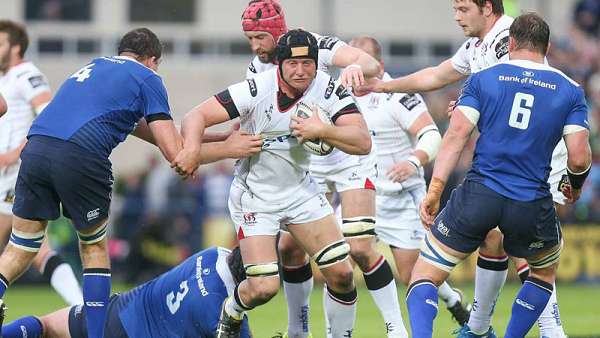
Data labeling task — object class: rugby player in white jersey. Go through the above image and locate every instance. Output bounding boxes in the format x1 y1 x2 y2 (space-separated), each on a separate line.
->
174 29 372 338
0 20 83 306
350 36 476 335
361 1 567 337
240 2 408 337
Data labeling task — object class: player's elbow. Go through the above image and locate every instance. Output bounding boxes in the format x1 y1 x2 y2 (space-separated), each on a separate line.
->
568 145 592 173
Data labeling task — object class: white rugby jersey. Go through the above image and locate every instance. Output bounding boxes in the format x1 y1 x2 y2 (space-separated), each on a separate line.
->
0 62 50 187
451 15 567 185
451 15 513 75
359 73 428 194
246 32 345 79
221 68 358 211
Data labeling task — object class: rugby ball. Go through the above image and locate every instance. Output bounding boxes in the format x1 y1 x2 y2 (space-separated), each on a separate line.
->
294 102 335 156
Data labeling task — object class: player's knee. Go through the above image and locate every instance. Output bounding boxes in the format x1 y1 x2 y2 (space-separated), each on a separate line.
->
77 222 108 246
341 216 376 239
8 229 45 253
312 239 351 270
326 265 354 292
479 229 505 256
348 241 374 271
278 237 308 266
246 276 280 303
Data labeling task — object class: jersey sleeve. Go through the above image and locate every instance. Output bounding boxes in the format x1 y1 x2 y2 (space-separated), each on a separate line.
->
564 87 590 133
329 80 361 123
314 33 347 67
140 74 172 122
488 30 510 65
455 74 481 125
15 67 51 103
215 78 258 120
451 40 472 75
393 93 428 130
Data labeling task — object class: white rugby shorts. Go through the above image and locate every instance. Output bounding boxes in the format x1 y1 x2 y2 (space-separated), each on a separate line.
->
375 186 426 250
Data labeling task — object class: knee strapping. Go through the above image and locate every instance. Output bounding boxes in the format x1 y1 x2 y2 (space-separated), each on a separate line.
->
244 262 279 278
527 241 563 269
313 240 351 269
9 229 45 252
419 233 461 273
341 216 376 238
78 223 108 245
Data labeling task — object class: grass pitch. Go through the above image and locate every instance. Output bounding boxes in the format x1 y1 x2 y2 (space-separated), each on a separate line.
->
4 283 600 337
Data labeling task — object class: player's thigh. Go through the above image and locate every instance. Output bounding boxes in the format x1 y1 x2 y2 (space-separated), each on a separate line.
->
429 180 502 255
339 188 375 217
40 307 72 338
240 235 279 264
499 195 561 259
278 231 308 266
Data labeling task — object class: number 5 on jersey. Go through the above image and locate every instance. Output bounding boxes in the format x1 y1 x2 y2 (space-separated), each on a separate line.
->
509 92 534 130
70 63 95 82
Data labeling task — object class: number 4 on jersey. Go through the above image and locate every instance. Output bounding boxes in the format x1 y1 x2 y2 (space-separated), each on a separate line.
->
70 63 95 82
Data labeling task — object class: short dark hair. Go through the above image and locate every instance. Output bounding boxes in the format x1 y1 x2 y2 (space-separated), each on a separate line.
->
472 0 504 15
227 246 247 285
118 28 162 60
350 36 382 61
509 13 550 55
0 20 29 58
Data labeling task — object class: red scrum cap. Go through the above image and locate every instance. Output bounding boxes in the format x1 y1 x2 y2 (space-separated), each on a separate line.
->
241 0 288 43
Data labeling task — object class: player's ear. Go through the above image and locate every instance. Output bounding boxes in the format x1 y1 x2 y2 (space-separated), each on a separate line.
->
508 36 517 55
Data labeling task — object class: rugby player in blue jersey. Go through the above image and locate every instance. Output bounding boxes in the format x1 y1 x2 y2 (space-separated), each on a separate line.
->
407 13 592 338
0 27 262 338
1 246 253 338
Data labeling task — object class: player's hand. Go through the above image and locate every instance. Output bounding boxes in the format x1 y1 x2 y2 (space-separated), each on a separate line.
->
419 194 441 230
224 130 263 159
447 100 457 118
387 160 417 183
561 183 582 204
340 64 365 88
290 107 326 143
0 152 19 168
171 146 202 179
355 77 385 94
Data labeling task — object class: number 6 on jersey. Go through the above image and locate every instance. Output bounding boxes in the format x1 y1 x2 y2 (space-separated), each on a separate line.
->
509 92 534 130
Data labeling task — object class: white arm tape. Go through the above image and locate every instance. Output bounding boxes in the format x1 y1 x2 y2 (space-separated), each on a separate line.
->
415 124 442 162
563 124 587 135
456 105 480 125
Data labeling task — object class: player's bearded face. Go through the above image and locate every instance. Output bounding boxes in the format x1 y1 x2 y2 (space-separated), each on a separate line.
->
452 0 486 37
281 58 317 92
245 31 277 63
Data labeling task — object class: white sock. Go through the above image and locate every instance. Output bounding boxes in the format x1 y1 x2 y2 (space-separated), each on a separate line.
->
323 285 332 338
324 286 357 338
283 263 314 338
49 263 84 305
538 284 566 338
468 255 508 334
437 282 461 307
363 258 408 338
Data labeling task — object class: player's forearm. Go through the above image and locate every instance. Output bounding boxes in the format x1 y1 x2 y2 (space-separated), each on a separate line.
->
354 54 381 78
382 67 447 93
181 107 207 152
197 142 230 164
203 131 229 143
320 125 371 155
431 131 468 184
155 123 183 163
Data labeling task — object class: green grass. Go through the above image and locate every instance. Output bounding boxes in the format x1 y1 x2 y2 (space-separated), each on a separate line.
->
4 283 600 337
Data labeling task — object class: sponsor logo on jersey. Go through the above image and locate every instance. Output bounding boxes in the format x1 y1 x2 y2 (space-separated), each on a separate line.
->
318 36 339 50
523 70 535 77
368 95 380 108
3 189 15 204
466 41 471 50
195 255 209 296
27 75 47 88
324 77 335 99
399 94 421 111
528 241 544 249
495 36 509 59
335 84 350 100
247 79 258 97
243 212 257 225
86 208 100 221
85 301 105 307
248 62 257 74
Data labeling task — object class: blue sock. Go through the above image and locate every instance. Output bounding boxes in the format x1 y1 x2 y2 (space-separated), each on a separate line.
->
505 276 553 338
83 268 111 338
2 316 43 338
406 280 438 338
0 273 9 298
